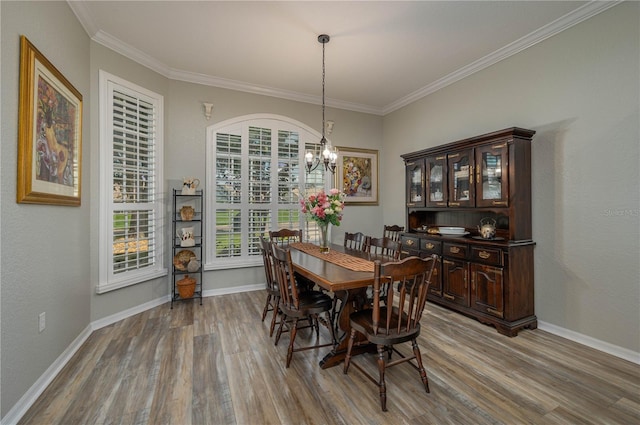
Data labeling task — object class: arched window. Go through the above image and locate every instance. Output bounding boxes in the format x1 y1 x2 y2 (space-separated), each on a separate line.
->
205 114 328 269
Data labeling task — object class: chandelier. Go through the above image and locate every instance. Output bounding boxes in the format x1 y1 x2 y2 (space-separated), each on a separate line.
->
305 34 338 174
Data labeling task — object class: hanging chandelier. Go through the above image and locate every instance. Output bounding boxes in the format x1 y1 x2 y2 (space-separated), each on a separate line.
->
305 34 338 174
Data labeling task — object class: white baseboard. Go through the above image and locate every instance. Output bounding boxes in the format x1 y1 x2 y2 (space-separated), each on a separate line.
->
7 288 635 425
91 295 170 331
538 321 640 365
1 325 93 425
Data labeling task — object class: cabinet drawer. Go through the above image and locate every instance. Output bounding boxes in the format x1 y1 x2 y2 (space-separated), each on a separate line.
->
400 235 420 253
471 247 502 266
443 242 468 259
421 239 442 255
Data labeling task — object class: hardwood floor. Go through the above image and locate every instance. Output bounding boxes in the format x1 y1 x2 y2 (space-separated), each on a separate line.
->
19 290 640 424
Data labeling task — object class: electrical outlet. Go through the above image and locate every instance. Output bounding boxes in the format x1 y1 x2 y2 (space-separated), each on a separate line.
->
39 312 46 333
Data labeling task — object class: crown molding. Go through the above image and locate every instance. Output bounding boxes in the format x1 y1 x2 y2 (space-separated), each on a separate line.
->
70 0 620 116
383 0 622 114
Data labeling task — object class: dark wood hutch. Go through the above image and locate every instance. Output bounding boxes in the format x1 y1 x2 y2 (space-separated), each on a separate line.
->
401 127 537 336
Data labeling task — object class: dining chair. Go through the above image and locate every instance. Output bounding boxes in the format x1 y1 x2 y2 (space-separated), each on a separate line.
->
343 254 438 411
269 228 303 246
344 232 369 251
365 236 402 261
269 228 315 291
383 225 404 242
271 243 336 367
259 236 281 337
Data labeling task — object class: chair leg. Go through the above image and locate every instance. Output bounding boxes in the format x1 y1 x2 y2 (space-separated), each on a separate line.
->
275 313 287 346
261 294 271 321
412 339 430 393
377 344 388 412
286 318 299 368
269 296 280 337
343 328 357 374
315 315 320 340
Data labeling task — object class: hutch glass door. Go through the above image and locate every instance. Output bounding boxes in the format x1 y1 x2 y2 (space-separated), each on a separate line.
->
447 149 474 207
476 143 509 207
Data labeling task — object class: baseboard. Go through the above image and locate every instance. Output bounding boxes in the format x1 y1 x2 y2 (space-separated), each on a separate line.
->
538 320 640 365
91 295 170 331
1 325 93 425
7 287 635 425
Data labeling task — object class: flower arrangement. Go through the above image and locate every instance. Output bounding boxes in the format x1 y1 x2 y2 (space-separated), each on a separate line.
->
296 188 345 227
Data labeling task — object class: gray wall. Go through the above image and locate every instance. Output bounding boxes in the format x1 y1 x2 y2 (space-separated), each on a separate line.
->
382 2 639 352
1 0 638 420
1 1 91 416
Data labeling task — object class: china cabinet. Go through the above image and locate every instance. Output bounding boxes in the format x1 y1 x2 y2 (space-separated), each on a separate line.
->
400 127 536 336
171 188 204 308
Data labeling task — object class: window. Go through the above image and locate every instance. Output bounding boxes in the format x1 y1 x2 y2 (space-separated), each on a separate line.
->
97 71 165 293
206 115 327 269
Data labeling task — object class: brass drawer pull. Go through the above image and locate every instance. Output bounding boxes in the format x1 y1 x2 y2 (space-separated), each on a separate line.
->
425 243 434 249
449 202 460 207
430 289 442 296
435 155 445 160
478 251 491 259
491 143 507 149
443 294 455 301
448 153 459 159
492 200 507 206
405 239 415 246
449 247 461 254
443 259 455 265
487 308 504 318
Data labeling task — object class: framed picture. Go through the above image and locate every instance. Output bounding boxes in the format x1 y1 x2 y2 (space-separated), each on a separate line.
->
17 35 83 206
335 147 378 205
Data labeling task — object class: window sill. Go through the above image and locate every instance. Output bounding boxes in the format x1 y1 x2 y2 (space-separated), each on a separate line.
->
96 268 168 294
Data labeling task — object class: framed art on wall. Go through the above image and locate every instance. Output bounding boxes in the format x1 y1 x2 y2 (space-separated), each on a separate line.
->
335 147 378 205
17 35 83 206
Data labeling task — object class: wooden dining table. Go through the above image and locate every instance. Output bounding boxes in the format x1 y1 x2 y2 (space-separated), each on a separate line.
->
288 242 382 369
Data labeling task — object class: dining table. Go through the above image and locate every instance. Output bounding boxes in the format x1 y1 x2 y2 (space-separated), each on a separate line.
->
288 241 386 369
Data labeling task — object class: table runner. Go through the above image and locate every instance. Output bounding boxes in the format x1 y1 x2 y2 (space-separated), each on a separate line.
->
290 242 374 272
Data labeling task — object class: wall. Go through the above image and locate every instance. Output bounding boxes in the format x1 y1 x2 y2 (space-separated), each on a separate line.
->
0 1 91 417
382 2 639 353
166 79 383 291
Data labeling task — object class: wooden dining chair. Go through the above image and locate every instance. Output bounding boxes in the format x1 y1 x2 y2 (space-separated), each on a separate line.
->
259 236 280 337
269 228 303 246
383 225 404 242
365 236 402 261
344 232 369 251
271 244 335 367
269 228 315 291
343 254 438 411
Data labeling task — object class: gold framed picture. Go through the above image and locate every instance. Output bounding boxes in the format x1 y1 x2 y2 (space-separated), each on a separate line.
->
335 147 378 205
17 35 83 206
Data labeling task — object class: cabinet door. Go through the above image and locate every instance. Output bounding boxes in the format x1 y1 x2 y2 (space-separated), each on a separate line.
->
447 149 474 207
427 257 442 297
442 259 469 306
470 263 504 319
425 155 448 207
405 159 425 207
476 142 509 207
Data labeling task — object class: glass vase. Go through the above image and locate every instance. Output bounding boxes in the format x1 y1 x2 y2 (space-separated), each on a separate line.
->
319 223 330 253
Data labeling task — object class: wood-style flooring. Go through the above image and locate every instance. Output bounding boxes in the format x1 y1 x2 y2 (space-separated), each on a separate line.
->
19 290 640 424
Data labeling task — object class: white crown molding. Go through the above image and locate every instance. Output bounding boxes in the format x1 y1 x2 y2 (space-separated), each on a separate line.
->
167 68 384 115
73 0 620 115
383 0 622 114
66 0 98 37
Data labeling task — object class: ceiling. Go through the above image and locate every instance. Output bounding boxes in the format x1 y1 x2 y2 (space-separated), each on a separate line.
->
68 1 616 115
